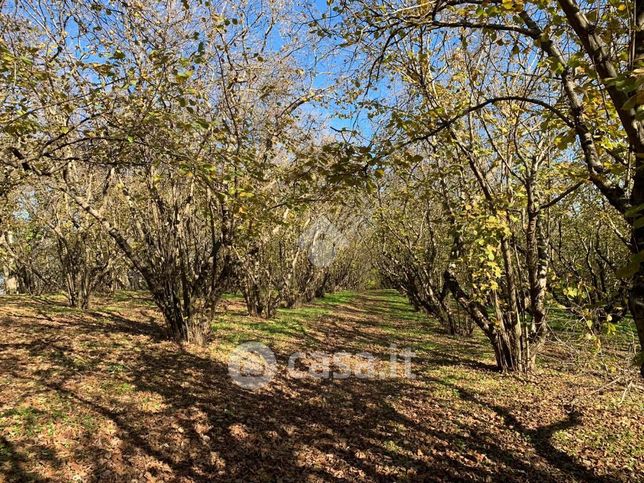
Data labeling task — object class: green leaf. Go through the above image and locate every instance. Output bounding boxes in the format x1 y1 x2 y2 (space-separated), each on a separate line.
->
175 70 193 83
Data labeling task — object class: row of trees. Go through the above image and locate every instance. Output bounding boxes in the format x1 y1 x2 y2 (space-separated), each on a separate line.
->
321 0 642 374
0 0 369 343
1 0 642 375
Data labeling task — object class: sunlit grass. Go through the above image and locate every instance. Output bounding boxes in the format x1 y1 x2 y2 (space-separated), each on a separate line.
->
212 291 358 352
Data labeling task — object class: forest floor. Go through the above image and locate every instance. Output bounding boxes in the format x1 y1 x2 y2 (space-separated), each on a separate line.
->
0 290 642 482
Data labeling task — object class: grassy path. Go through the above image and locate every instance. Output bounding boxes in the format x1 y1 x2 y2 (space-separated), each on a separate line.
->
0 290 641 481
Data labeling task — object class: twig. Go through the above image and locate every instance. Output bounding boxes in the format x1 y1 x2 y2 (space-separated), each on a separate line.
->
567 376 623 409
618 380 634 405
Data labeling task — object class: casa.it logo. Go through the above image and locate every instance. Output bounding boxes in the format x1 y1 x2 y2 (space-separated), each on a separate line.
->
227 342 416 391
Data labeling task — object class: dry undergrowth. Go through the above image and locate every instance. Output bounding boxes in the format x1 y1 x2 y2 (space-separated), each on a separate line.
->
0 291 642 482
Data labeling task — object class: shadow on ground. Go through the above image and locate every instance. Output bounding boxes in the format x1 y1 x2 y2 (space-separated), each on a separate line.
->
0 291 637 482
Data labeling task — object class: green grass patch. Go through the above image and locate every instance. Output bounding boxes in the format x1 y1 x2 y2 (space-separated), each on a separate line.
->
362 290 428 322
315 291 356 306
212 291 357 349
100 380 136 395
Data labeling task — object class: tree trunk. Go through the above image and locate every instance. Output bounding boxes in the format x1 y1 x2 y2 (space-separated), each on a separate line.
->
525 181 549 369
155 291 213 345
629 0 644 377
184 312 211 346
630 208 644 377
444 268 534 372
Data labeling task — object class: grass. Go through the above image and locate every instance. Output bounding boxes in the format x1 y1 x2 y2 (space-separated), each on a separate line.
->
212 291 357 352
546 305 637 343
0 289 641 481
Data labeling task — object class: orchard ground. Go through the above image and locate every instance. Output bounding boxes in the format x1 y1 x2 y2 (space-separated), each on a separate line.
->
0 290 642 482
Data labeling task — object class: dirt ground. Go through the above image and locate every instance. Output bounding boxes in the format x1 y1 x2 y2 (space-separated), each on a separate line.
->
0 290 642 482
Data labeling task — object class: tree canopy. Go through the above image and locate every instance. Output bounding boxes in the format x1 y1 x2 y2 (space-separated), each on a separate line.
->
1 0 642 375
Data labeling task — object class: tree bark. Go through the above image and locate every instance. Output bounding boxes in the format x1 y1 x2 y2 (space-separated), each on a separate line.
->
628 0 644 377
